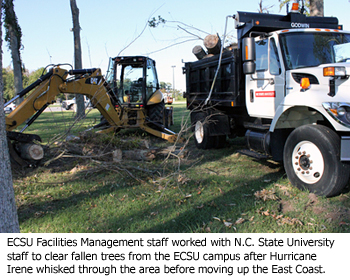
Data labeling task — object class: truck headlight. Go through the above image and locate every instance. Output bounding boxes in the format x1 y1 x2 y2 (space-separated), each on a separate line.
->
323 66 347 77
323 102 350 127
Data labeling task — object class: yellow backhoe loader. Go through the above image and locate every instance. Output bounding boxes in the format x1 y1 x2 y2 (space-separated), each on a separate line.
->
4 56 177 165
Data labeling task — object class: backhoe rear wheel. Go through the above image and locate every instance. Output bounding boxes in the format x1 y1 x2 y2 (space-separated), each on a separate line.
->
148 102 165 125
283 124 350 197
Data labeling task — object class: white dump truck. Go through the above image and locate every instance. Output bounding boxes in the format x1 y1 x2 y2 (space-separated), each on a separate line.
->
184 3 350 197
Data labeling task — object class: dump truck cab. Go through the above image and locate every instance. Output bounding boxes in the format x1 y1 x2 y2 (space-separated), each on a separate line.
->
240 14 350 132
184 4 350 197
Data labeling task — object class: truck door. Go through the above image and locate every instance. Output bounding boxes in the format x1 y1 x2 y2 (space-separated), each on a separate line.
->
245 37 285 118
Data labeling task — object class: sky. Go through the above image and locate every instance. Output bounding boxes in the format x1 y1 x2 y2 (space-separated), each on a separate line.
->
2 0 350 91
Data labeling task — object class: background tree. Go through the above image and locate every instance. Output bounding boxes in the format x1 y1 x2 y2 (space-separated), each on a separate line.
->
258 0 274 13
160 81 172 91
279 0 309 14
2 66 14 101
3 0 23 102
2 67 49 102
309 0 324 16
70 0 85 119
279 0 323 16
0 1 20 233
2 1 52 103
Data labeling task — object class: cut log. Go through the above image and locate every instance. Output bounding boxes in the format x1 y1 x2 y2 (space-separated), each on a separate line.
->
112 149 123 162
192 45 207 60
123 150 156 161
113 149 156 162
204 34 221 55
112 147 188 161
225 42 238 52
156 146 188 158
203 54 214 59
17 143 44 161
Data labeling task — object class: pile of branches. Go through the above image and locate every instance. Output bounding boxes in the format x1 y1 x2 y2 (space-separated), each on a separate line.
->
42 131 189 184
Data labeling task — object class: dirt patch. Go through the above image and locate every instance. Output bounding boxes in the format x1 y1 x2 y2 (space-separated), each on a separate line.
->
325 208 350 223
308 194 350 223
308 193 319 204
280 200 296 214
312 206 326 215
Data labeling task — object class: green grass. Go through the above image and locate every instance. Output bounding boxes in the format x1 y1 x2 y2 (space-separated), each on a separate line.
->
12 103 350 233
17 107 101 144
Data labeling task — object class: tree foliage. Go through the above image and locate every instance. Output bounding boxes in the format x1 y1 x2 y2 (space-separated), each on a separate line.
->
3 0 24 103
2 67 51 101
2 0 22 55
148 15 166 28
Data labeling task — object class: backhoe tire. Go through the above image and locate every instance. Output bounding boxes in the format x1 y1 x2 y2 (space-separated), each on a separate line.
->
283 124 350 197
148 102 165 125
163 108 172 129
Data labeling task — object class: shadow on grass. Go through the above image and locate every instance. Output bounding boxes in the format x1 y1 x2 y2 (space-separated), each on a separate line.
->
15 137 282 232
16 177 133 225
91 171 284 233
15 129 350 233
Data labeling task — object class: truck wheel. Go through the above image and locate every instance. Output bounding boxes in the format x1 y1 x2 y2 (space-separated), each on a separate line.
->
283 125 350 197
214 135 227 149
193 113 214 149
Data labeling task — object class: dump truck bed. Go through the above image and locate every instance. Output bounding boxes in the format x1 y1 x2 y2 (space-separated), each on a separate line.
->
183 49 245 110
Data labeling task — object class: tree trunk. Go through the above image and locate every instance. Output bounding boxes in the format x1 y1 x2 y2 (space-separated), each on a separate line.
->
309 0 324 17
9 25 23 97
70 0 85 119
4 0 23 103
0 3 20 233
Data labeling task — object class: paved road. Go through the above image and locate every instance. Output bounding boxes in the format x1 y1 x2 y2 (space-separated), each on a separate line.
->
44 105 94 112
45 106 64 112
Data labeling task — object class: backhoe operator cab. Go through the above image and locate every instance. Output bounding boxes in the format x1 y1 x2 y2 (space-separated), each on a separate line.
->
106 56 172 126
106 56 164 107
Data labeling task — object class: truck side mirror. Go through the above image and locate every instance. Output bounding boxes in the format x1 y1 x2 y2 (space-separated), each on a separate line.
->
242 37 256 75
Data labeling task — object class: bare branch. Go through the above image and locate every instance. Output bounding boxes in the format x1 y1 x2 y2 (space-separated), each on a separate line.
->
176 25 204 40
146 38 198 55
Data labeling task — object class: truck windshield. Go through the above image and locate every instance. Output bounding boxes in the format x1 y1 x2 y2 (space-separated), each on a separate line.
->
279 32 350 70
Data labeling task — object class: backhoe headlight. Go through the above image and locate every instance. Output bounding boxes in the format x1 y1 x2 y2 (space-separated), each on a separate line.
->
323 102 350 127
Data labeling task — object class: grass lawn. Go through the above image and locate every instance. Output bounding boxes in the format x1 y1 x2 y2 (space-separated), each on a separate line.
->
11 103 350 233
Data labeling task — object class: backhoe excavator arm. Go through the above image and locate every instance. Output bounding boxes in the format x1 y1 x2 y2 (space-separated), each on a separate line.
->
4 66 125 165
6 66 122 132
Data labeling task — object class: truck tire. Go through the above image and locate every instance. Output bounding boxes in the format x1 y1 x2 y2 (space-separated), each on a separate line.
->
214 135 227 148
192 112 215 149
283 124 350 197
